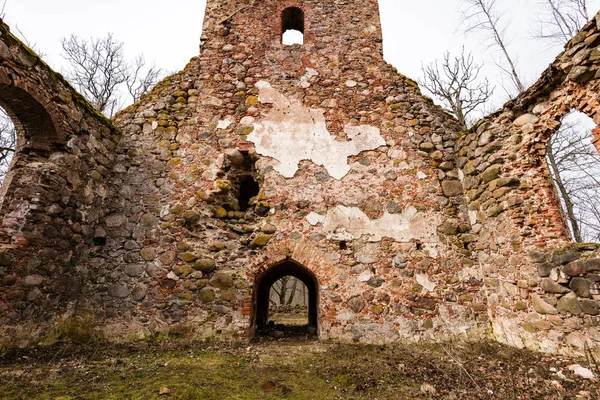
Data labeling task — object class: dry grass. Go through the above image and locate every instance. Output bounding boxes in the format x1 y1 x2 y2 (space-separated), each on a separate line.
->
0 339 598 399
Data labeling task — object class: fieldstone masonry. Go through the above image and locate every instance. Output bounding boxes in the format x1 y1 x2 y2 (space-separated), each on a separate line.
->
457 14 600 355
0 22 119 344
0 0 599 357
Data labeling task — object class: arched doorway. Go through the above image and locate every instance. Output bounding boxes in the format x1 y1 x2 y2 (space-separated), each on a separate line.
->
253 260 319 338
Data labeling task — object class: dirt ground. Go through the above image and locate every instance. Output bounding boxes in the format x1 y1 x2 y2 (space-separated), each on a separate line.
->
0 338 598 399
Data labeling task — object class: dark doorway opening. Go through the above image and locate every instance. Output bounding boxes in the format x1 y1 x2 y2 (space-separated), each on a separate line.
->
254 261 318 339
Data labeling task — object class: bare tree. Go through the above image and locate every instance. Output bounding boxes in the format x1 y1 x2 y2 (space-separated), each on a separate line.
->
0 108 15 184
533 0 589 43
61 34 128 116
546 111 600 242
460 0 526 94
61 34 162 117
126 55 161 102
419 48 494 129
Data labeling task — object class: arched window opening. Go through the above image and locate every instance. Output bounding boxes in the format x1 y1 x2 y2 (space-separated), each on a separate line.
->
254 261 318 339
0 85 57 155
281 7 304 45
0 84 58 208
546 110 600 243
0 107 15 186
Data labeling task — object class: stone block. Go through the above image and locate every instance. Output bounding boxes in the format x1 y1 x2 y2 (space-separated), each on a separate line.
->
541 278 570 294
532 294 558 315
557 293 583 315
441 180 463 197
563 260 585 276
209 272 233 289
569 277 591 298
193 259 216 273
348 296 365 313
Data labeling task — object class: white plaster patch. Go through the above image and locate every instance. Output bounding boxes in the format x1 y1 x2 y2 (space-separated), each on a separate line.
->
217 117 233 130
307 205 440 242
247 81 386 180
468 210 477 225
416 274 436 292
336 310 355 321
388 148 407 160
568 364 596 380
306 212 325 226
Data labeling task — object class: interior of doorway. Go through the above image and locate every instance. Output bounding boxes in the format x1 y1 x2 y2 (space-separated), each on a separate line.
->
254 261 318 339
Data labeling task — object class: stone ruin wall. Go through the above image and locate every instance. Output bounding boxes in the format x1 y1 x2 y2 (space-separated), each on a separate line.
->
0 0 599 356
102 0 484 344
459 15 600 355
0 22 120 345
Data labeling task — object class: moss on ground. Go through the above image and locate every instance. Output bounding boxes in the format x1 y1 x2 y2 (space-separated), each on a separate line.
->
0 340 598 399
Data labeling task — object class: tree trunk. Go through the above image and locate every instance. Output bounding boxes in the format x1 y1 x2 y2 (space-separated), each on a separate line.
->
547 141 583 242
484 10 525 92
286 278 298 306
278 276 289 305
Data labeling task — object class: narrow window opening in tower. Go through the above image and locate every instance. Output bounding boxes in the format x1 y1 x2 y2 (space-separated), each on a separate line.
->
0 107 15 187
546 110 600 243
238 175 260 211
281 7 304 45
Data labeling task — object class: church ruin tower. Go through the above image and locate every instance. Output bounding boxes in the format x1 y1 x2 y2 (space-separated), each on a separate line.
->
106 0 480 342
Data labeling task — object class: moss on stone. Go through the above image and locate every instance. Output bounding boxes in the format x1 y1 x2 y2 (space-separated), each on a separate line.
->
250 234 272 248
0 21 118 134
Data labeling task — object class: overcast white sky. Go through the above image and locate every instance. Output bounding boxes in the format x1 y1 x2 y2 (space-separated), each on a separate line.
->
3 0 600 113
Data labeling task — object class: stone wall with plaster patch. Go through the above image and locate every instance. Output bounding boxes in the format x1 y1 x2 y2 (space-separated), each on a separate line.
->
8 0 600 356
85 0 485 344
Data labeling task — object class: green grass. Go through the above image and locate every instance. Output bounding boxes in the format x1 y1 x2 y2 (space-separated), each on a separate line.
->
0 340 598 399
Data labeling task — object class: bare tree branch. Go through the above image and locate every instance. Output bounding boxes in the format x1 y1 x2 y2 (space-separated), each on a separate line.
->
419 47 494 129
0 0 7 20
532 0 589 44
126 55 162 102
14 25 45 57
61 33 128 116
61 34 162 117
460 0 526 94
